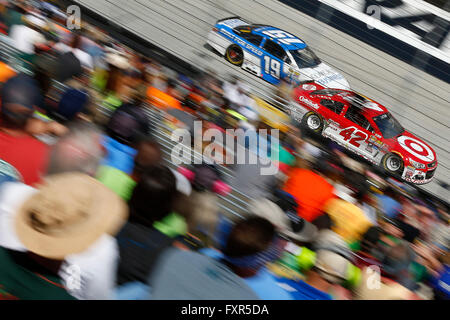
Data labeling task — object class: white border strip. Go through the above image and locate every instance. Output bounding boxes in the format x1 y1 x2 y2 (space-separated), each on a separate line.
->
318 0 450 64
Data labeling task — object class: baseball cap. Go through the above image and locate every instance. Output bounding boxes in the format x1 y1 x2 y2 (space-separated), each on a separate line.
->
106 104 147 146
1 74 41 113
248 198 318 243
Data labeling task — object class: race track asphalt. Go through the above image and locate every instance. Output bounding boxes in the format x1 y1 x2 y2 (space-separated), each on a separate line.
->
74 0 450 201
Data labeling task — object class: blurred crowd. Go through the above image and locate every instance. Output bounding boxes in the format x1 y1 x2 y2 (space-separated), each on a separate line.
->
0 0 449 300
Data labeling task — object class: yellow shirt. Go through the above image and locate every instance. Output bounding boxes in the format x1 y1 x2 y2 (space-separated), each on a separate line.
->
323 198 372 243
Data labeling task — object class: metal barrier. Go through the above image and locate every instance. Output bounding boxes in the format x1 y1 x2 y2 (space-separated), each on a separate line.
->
0 36 33 75
92 95 253 219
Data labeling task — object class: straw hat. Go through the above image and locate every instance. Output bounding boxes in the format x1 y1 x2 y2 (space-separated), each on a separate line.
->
15 173 128 259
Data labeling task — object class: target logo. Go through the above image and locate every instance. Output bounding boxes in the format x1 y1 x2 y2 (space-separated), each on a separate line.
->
397 136 435 162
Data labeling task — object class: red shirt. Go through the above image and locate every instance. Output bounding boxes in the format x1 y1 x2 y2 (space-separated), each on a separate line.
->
0 131 49 186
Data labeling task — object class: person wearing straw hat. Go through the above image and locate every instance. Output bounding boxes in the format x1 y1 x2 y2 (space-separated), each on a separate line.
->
0 122 126 300
0 172 128 299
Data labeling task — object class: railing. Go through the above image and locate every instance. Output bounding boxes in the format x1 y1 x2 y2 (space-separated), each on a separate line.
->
0 36 34 75
90 93 253 219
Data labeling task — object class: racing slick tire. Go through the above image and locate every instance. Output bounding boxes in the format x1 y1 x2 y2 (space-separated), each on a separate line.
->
301 111 324 134
225 45 244 66
382 153 404 176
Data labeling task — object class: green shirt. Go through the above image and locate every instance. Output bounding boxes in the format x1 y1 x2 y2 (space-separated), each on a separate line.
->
154 212 188 238
96 165 137 201
0 247 75 300
96 166 187 238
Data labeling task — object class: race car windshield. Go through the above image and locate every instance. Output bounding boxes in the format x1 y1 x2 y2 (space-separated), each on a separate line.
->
290 47 321 68
373 113 404 139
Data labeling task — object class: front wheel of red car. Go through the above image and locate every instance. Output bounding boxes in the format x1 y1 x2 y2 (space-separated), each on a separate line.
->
382 153 404 175
302 112 323 134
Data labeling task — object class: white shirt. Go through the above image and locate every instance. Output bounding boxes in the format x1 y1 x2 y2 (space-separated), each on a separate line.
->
9 25 46 54
0 182 119 300
53 42 94 70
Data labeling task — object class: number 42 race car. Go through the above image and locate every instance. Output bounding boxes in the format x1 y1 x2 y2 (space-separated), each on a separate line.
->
207 17 350 90
288 82 438 184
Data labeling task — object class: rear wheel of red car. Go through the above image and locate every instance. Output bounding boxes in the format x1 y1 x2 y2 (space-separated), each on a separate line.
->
382 153 404 175
302 112 323 134
225 45 243 66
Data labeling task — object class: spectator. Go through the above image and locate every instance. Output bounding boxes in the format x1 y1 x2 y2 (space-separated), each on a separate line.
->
283 165 336 222
101 92 150 175
53 32 94 71
115 165 180 285
0 60 16 83
3 1 26 32
146 82 183 111
183 164 227 246
200 216 292 300
92 49 131 124
376 186 403 219
46 122 105 176
0 172 128 299
123 217 287 300
323 195 373 244
49 70 91 124
0 122 126 300
0 72 49 185
97 137 162 201
117 246 259 300
8 14 47 59
305 230 357 300
105 91 150 147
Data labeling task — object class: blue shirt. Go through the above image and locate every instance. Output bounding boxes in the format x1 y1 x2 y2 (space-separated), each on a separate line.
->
101 135 137 175
200 248 294 300
275 277 332 300
376 194 402 219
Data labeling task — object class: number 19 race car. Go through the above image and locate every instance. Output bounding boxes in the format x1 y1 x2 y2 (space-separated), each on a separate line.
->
287 82 438 184
207 17 350 90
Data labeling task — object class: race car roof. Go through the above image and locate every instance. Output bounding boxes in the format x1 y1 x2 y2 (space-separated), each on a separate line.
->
252 26 307 50
332 90 389 117
304 86 389 117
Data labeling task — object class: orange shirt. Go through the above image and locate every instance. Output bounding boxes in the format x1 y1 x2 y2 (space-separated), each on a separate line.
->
0 62 16 83
283 168 336 222
146 86 183 111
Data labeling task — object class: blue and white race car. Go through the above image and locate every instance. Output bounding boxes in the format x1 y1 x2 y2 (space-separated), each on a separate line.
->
207 17 350 90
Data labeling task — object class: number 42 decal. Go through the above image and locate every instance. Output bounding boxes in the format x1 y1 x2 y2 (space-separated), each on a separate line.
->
339 127 368 148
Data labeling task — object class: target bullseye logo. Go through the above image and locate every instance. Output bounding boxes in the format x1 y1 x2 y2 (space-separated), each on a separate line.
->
397 136 435 162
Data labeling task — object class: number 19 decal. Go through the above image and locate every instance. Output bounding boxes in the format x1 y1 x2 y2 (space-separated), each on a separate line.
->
339 127 368 148
264 56 281 78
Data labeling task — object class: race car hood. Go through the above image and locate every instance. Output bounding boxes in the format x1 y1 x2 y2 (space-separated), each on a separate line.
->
389 130 437 165
298 62 350 90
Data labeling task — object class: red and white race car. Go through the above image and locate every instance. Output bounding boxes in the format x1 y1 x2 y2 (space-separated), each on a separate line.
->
287 82 438 184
